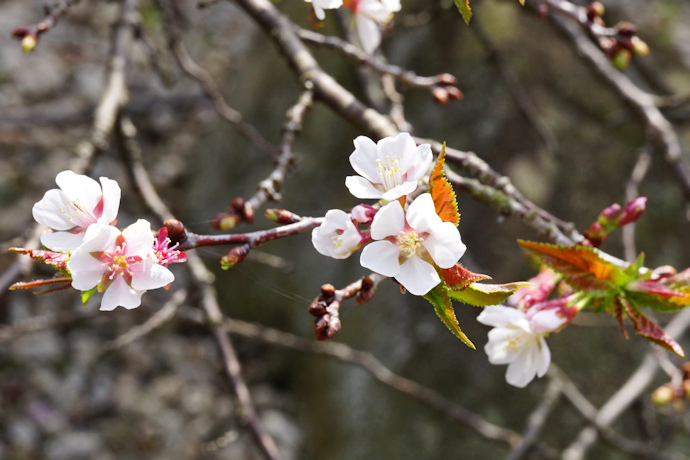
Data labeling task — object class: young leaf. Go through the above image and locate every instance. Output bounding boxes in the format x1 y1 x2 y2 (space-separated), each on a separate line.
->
424 284 475 349
10 247 70 275
448 281 529 307
440 264 490 291
429 143 460 227
518 240 628 294
81 287 97 307
455 0 472 24
621 297 685 357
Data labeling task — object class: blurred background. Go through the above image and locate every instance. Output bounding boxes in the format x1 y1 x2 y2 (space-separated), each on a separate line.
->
1 0 690 458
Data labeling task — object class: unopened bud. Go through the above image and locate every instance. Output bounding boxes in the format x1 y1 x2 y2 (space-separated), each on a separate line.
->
21 35 37 53
615 22 637 37
599 203 622 221
437 73 457 86
325 316 341 339
618 196 647 226
446 86 463 101
536 2 549 18
264 208 301 224
611 49 631 71
308 299 327 316
231 197 246 212
432 87 449 105
220 245 250 269
163 219 187 244
598 37 617 55
212 213 240 231
651 384 675 406
350 204 377 224
320 283 336 298
631 36 649 56
586 2 605 19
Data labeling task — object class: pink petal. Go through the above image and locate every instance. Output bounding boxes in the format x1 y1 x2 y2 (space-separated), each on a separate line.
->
360 240 400 276
395 256 440 296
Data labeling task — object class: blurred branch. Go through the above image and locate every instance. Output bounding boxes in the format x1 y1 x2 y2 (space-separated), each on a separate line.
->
0 309 90 344
547 12 690 200
11 0 82 51
623 146 652 262
471 16 559 156
561 308 690 460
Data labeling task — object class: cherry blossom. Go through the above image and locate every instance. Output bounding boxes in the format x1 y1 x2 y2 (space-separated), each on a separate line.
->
346 0 401 54
360 193 465 295
67 220 174 311
306 0 343 20
345 133 432 202
32 170 121 251
477 305 568 388
312 209 363 259
153 227 188 267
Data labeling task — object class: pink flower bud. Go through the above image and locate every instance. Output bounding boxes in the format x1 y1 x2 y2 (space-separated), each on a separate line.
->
350 204 377 224
618 196 647 226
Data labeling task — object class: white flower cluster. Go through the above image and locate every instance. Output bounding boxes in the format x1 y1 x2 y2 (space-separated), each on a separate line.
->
312 132 467 296
305 0 401 54
32 171 182 311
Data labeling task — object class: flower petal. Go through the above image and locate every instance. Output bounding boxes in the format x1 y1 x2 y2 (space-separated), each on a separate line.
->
100 276 142 311
423 222 466 268
345 175 384 199
360 240 400 277
40 229 85 252
505 342 541 388
370 200 404 240
529 309 567 334
356 15 382 54
98 176 121 225
380 181 418 202
536 337 551 378
477 305 527 328
32 189 74 230
394 256 440 296
349 136 381 183
122 219 154 256
405 193 441 233
131 258 175 291
404 143 433 182
55 170 101 211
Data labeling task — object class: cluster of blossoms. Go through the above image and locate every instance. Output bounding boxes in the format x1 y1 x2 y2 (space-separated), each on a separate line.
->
31 171 186 311
312 132 466 296
306 0 401 54
477 270 579 387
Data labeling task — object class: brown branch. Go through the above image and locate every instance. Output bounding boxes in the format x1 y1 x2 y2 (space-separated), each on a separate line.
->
0 309 90 344
546 10 690 200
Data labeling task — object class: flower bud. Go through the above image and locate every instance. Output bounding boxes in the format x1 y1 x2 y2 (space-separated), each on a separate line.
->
264 208 301 224
308 298 327 316
618 196 647 226
212 212 240 231
651 384 675 406
586 2 605 19
615 22 637 37
437 73 457 86
220 245 250 269
598 37 617 55
446 86 463 101
350 204 377 224
631 36 649 56
611 49 631 71
21 35 37 53
320 283 336 298
163 219 187 245
432 87 449 105
536 3 549 18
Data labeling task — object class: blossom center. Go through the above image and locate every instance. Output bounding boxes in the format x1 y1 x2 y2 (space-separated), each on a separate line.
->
60 197 100 228
398 230 423 258
95 242 142 283
376 155 404 190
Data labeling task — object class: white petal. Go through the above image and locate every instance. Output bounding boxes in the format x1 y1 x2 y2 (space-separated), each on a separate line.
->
68 225 120 290
360 241 400 277
349 136 381 183
381 0 401 12
406 193 441 234
477 305 527 328
484 328 521 364
404 143 433 182
395 256 440 296
100 276 142 311
536 337 551 377
505 342 541 387
55 170 101 210
423 222 466 268
122 219 154 256
40 229 85 252
32 189 75 230
312 4 325 20
98 176 121 224
131 258 174 290
360 0 393 23
380 181 418 202
370 200 404 240
356 15 382 54
336 225 362 257
345 176 384 199
529 309 567 334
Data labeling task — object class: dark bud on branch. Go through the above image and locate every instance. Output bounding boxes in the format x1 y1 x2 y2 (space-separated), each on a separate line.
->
12 27 38 53
356 276 376 304
220 244 251 269
163 219 187 246
536 2 549 19
432 87 449 106
586 2 605 20
265 208 302 224
212 197 255 230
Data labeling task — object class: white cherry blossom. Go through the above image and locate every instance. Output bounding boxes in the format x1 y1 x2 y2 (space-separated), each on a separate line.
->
306 0 343 20
360 193 465 295
345 132 432 202
67 220 174 311
477 305 567 388
312 209 362 259
32 170 121 251
348 0 401 54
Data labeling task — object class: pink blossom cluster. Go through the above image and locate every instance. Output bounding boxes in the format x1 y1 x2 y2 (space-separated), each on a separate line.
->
32 171 186 311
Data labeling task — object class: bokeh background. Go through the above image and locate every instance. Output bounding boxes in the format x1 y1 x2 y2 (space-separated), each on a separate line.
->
1 0 690 458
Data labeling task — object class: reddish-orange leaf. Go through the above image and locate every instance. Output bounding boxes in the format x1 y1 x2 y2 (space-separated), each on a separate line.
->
429 144 460 227
623 298 685 357
518 240 628 293
440 264 490 291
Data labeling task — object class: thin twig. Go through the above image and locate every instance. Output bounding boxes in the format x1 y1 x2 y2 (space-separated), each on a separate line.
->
12 0 82 51
623 147 652 262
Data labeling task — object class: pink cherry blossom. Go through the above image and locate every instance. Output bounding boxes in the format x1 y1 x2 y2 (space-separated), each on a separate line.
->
359 193 465 295
32 170 121 251
345 133 432 202
67 220 174 311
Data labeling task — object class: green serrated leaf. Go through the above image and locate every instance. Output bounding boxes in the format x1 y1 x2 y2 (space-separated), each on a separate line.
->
455 0 472 24
626 292 690 312
423 284 475 349
81 287 97 307
448 281 529 307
